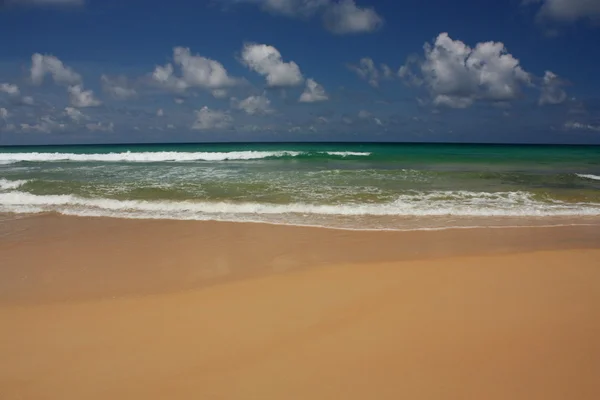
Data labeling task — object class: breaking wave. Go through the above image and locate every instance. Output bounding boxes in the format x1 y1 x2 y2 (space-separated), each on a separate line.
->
0 179 28 191
2 191 600 221
576 173 600 181
0 150 371 163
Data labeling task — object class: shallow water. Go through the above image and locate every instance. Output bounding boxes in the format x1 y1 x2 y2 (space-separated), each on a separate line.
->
1 143 600 230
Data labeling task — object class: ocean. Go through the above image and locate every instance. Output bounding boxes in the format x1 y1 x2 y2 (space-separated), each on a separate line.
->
1 142 600 230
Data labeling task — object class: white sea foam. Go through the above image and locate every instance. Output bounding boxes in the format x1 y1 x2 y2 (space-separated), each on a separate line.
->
325 151 371 157
0 150 371 163
0 179 28 190
2 191 600 222
576 173 600 181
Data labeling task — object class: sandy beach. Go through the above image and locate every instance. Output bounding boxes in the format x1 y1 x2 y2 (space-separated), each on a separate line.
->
1 216 600 399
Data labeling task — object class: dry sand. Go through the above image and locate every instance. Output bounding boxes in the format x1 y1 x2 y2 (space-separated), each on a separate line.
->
1 216 600 399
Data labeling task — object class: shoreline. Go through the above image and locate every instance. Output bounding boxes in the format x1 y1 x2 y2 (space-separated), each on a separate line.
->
3 210 600 233
2 214 600 305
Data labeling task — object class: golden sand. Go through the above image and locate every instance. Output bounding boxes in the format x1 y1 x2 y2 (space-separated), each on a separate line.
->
1 216 599 399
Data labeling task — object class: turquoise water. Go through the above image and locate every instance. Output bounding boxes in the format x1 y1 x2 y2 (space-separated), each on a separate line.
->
1 143 600 230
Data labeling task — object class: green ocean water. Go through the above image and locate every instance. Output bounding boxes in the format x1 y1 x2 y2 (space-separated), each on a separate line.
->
1 143 600 230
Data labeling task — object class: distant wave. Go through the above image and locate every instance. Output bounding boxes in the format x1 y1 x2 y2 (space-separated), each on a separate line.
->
0 150 372 163
0 179 28 190
2 191 600 221
576 173 600 181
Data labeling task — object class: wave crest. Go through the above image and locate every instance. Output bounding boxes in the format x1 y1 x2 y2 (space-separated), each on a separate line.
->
1 191 599 220
0 150 371 163
576 173 600 181
0 179 28 190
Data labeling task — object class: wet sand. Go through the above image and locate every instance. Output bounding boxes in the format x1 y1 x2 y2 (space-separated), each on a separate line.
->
1 215 600 399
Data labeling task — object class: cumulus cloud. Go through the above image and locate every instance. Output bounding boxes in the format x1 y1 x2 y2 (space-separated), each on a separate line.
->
0 108 9 120
539 70 567 105
30 53 81 86
299 78 328 102
524 0 600 23
230 0 382 34
348 58 393 87
156 108 164 117
101 75 137 100
322 0 383 34
192 106 233 130
241 43 304 87
232 93 273 115
174 47 237 89
68 84 101 108
0 83 20 96
151 47 238 93
399 33 532 108
151 63 187 92
64 106 86 121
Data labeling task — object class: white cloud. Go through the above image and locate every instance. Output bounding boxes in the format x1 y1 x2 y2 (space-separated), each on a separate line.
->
539 70 567 105
322 0 383 34
152 63 188 92
86 122 114 132
151 47 238 93
433 95 473 109
192 106 233 130
101 75 137 100
20 116 65 133
240 0 329 16
21 96 35 105
174 98 185 104
400 33 532 108
0 83 20 96
232 0 382 35
64 106 86 121
212 89 228 99
380 64 393 79
348 58 393 87
564 121 600 132
156 108 164 117
233 93 273 115
524 0 600 23
357 109 383 125
299 78 328 102
174 47 238 89
0 108 9 120
68 84 101 108
30 53 81 86
241 43 304 87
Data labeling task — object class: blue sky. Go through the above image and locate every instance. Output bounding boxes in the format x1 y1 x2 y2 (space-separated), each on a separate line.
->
0 0 599 145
